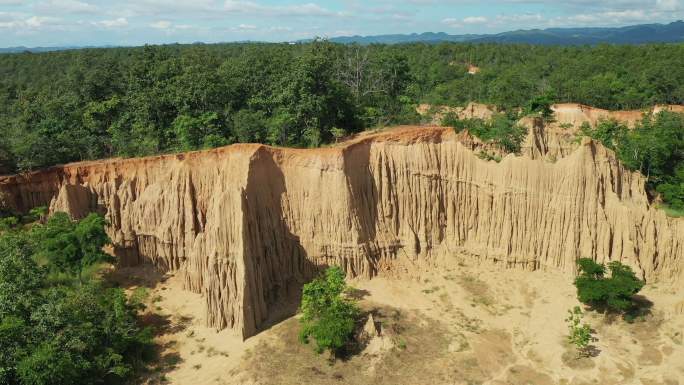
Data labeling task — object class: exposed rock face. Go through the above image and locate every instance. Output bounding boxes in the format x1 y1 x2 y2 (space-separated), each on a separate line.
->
1 122 683 339
551 103 684 128
418 102 684 130
416 102 499 124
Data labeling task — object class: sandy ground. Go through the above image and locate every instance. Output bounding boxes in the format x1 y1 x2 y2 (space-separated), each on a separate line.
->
113 257 684 385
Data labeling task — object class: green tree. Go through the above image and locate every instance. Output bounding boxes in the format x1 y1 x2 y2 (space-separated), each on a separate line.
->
0 234 44 320
33 213 113 284
276 41 358 147
232 109 268 144
443 113 526 153
17 343 82 385
172 112 227 151
574 258 645 313
527 94 554 119
299 267 359 356
0 218 152 384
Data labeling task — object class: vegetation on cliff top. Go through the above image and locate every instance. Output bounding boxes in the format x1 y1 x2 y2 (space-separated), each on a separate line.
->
1 42 683 174
580 111 684 212
442 111 527 154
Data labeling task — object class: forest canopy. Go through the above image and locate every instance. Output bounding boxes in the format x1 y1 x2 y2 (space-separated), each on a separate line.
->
0 41 683 173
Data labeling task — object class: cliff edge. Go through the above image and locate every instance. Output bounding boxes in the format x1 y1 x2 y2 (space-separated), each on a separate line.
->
1 124 682 338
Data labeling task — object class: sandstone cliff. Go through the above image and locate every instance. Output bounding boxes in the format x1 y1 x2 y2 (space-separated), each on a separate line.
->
1 120 683 339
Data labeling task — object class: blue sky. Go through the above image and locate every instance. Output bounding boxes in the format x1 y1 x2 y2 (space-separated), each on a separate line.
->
0 0 682 47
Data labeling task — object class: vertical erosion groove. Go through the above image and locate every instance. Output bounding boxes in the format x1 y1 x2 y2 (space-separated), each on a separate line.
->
0 127 682 338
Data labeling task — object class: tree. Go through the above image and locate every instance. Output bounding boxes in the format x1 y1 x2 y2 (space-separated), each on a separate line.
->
330 127 346 143
28 207 48 224
299 267 359 356
443 113 526 154
232 109 268 144
17 343 82 385
565 306 592 358
0 234 44 320
574 258 645 313
276 41 358 147
172 112 227 151
33 213 113 284
527 94 554 120
0 221 152 384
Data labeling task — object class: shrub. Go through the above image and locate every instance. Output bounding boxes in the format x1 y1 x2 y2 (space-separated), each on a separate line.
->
574 258 645 313
299 267 359 356
31 212 113 283
442 113 526 153
565 306 592 357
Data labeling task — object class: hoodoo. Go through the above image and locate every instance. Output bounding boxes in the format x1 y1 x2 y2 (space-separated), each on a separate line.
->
1 124 682 338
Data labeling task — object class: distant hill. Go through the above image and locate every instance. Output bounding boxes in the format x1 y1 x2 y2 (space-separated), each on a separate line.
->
2 21 683 54
328 20 684 45
0 45 118 54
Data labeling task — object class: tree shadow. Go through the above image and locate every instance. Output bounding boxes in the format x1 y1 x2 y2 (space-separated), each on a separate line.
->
132 310 192 384
102 264 169 290
629 295 654 316
345 288 371 300
583 343 601 358
584 293 654 324
102 264 191 384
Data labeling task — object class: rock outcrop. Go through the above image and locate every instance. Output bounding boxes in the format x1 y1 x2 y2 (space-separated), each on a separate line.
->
1 121 683 339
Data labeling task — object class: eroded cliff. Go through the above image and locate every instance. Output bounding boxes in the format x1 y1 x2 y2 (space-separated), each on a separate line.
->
1 121 682 338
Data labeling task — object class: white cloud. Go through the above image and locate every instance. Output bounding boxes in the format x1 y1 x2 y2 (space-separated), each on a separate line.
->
462 16 488 24
268 26 293 32
566 9 651 23
443 15 488 27
93 17 128 28
149 20 200 33
441 17 461 27
656 0 681 11
496 13 544 23
223 1 347 17
150 20 172 29
237 23 256 30
25 16 60 28
35 0 98 14
0 14 68 31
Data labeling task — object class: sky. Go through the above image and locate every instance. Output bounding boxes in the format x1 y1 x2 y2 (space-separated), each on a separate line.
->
0 0 682 47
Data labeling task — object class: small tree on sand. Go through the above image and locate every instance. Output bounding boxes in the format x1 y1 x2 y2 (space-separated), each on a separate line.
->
565 306 592 357
574 258 645 313
299 267 359 356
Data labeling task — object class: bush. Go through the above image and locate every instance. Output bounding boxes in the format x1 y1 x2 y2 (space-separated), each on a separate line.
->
565 306 592 357
574 258 645 313
31 212 113 283
442 113 526 154
299 267 359 356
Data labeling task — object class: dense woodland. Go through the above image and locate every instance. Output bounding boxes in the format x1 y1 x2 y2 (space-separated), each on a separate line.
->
0 212 153 385
1 41 683 173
